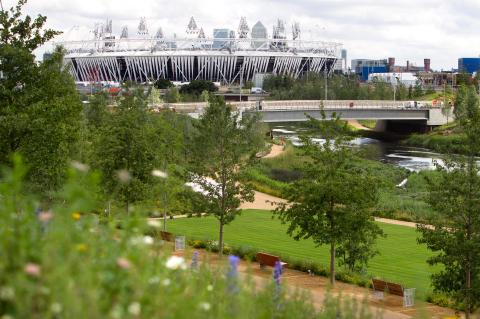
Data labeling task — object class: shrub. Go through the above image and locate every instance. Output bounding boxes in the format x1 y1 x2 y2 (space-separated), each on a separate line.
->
179 80 218 96
154 78 174 89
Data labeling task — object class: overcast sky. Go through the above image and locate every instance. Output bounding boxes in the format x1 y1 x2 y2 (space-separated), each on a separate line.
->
6 0 480 70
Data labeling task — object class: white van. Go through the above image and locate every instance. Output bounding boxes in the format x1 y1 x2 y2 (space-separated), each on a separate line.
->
250 87 263 94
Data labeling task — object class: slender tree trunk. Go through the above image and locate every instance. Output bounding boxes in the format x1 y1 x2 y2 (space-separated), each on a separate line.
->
163 192 167 231
465 251 472 319
330 241 336 286
219 222 224 257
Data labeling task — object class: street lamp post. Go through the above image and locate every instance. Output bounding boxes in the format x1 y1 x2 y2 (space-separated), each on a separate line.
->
324 67 328 101
152 169 169 230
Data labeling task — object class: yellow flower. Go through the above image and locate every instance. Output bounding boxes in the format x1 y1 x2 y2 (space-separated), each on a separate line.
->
72 212 81 220
75 244 88 252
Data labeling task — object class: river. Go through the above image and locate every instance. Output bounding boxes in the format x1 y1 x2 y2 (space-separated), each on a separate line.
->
270 124 444 172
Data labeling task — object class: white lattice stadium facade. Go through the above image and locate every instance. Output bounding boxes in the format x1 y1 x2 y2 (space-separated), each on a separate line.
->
60 34 342 85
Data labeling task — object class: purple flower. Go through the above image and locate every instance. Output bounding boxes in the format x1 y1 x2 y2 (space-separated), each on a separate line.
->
273 261 283 287
227 255 240 294
273 261 284 310
191 250 199 270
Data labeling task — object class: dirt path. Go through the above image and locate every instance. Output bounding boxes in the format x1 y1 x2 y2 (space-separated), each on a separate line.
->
374 217 418 229
263 144 285 159
240 191 287 210
174 249 458 319
348 120 372 131
242 191 424 229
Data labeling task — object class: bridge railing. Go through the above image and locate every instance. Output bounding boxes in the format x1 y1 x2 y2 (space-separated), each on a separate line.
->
154 100 436 113
255 100 435 110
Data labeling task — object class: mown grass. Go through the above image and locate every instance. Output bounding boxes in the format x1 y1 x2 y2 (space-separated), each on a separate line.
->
168 210 437 299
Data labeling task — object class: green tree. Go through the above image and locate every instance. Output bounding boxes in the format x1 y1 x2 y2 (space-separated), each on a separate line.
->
0 1 82 195
191 95 261 255
180 80 218 96
148 86 163 106
93 89 157 213
418 85 480 317
413 82 424 98
164 87 180 103
274 113 381 286
154 78 173 89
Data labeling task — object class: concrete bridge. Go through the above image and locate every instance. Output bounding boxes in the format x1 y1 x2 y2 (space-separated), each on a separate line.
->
160 100 450 130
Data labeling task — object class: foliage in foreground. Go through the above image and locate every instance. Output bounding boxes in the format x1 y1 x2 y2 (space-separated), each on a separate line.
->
418 85 480 317
0 156 386 319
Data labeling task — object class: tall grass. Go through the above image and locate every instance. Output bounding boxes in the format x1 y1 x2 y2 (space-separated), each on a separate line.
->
1 156 374 319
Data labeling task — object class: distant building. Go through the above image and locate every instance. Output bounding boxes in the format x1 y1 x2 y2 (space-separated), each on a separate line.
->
251 21 268 49
368 72 418 87
351 59 388 81
334 49 347 73
458 58 480 74
353 57 431 81
213 28 231 49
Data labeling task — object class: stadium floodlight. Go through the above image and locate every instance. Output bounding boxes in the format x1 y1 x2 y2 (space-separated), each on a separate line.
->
137 17 148 36
120 26 128 39
292 22 300 40
237 17 249 38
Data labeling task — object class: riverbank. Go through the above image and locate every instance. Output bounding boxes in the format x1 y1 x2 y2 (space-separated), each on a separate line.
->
244 142 438 223
403 122 469 155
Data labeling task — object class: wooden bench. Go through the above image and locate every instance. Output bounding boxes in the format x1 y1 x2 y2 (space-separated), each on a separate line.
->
256 252 287 269
372 279 415 307
160 231 174 242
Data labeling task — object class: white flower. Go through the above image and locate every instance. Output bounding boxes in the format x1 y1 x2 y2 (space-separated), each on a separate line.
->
207 285 213 292
1 315 14 319
165 256 187 270
199 302 211 311
128 302 141 316
162 278 171 286
110 304 123 319
147 219 162 228
71 161 89 172
117 170 131 183
143 236 154 245
0 286 14 300
50 302 62 314
152 170 168 179
130 236 154 246
148 276 160 285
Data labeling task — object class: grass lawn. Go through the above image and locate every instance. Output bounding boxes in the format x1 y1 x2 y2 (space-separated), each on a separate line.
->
168 209 437 299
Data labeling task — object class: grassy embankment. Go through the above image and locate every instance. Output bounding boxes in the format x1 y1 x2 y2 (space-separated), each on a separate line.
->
168 210 437 299
404 122 468 154
244 143 438 223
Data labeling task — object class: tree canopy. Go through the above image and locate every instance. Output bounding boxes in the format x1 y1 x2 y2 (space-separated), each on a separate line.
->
274 113 382 285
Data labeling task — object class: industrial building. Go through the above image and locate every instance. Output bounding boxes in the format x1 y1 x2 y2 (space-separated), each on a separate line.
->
352 57 431 81
458 58 480 74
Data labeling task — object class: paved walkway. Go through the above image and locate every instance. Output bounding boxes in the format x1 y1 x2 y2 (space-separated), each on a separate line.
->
174 249 458 319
